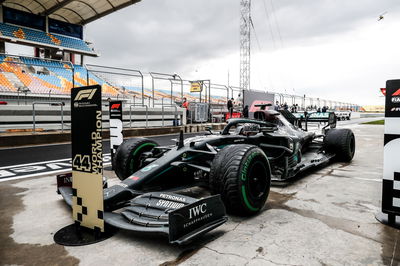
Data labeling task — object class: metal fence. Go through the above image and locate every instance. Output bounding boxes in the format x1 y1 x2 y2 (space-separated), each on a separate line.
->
0 55 361 131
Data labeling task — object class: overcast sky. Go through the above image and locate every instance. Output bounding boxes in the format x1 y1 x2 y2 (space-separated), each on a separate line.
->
16 0 400 105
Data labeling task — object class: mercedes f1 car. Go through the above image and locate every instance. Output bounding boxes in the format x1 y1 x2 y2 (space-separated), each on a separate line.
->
58 105 355 243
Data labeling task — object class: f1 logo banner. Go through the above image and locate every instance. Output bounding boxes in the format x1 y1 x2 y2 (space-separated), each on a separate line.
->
382 80 400 217
71 85 104 232
109 101 123 168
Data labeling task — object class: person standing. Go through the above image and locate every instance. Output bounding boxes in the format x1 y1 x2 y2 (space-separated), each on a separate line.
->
274 101 280 111
283 102 288 110
181 97 189 121
243 105 249 118
227 98 234 118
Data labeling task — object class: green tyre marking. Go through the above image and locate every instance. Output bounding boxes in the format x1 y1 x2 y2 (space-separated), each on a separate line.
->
240 149 265 212
240 151 260 181
133 143 156 156
241 185 259 211
129 142 157 172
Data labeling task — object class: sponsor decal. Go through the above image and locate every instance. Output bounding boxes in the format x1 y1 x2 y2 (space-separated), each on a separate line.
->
189 203 207 219
110 103 121 110
130 176 140 181
109 101 123 168
74 88 97 101
159 193 186 202
184 207 212 228
393 89 400 96
391 107 400 112
141 164 159 172
73 88 99 108
168 195 226 243
156 199 185 209
392 97 400 103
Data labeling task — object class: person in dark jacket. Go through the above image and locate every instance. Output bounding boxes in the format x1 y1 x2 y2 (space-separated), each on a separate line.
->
227 98 234 118
243 105 249 118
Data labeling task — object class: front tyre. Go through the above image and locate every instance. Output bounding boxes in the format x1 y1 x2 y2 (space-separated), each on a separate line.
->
113 138 158 180
209 144 271 216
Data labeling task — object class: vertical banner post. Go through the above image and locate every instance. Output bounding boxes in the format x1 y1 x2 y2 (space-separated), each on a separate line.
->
54 85 116 246
376 79 400 228
71 85 104 232
109 100 123 169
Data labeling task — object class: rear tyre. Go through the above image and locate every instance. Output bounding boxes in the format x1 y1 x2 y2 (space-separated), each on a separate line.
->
324 128 355 162
113 138 158 180
209 144 271 216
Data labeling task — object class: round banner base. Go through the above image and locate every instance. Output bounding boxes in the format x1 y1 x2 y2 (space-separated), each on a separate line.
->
375 212 400 230
54 223 117 246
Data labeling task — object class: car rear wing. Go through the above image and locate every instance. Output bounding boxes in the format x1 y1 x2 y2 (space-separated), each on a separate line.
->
292 111 336 131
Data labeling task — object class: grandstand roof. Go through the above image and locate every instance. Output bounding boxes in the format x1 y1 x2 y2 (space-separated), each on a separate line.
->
2 0 142 25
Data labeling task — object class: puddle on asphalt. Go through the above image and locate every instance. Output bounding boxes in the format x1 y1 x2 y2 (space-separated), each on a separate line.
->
0 183 79 265
267 190 400 264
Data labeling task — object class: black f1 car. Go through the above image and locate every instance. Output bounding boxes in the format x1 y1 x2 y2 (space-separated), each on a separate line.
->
58 105 355 244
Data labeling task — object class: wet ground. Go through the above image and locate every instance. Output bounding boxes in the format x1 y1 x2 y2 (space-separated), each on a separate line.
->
0 123 397 265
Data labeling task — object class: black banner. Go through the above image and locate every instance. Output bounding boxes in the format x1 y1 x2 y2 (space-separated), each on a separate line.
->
109 101 123 166
386 80 400 118
382 80 400 216
71 85 104 231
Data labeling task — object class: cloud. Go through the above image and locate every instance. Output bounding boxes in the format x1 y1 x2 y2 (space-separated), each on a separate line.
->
84 0 400 105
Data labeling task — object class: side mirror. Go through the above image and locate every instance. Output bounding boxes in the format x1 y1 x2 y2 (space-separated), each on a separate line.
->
206 126 212 134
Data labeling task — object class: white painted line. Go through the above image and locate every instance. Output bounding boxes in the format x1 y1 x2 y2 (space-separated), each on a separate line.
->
0 153 111 170
0 141 73 150
0 162 112 182
352 177 382 182
0 158 72 170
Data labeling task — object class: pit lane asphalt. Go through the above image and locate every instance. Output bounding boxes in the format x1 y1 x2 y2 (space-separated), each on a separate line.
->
0 119 396 265
0 117 381 168
0 132 201 167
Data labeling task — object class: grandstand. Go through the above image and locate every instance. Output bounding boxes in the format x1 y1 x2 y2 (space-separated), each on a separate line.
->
0 54 230 106
0 0 232 133
0 1 231 107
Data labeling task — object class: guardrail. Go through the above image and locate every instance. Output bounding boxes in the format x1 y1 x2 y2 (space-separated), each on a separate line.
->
33 101 65 133
129 104 149 128
160 105 178 127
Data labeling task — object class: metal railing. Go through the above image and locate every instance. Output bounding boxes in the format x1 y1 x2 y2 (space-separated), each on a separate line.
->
32 101 65 133
150 72 183 107
160 104 178 127
129 104 149 128
86 64 144 105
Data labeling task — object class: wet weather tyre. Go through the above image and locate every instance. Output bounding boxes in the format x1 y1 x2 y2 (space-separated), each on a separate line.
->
324 128 355 162
209 144 271 216
113 138 158 180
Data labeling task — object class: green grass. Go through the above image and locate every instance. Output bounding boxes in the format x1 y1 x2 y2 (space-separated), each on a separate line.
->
362 119 385 125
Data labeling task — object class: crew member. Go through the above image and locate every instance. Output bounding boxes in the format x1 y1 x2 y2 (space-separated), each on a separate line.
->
243 105 249 118
181 97 189 121
274 101 280 111
227 98 234 118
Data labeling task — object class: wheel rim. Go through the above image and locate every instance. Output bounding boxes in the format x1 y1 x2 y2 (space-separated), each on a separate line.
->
247 160 268 200
128 143 156 173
